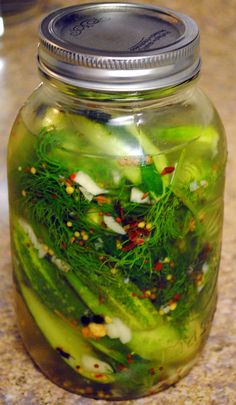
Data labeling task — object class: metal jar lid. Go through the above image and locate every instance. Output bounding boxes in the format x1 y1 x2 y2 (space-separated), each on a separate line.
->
38 2 200 92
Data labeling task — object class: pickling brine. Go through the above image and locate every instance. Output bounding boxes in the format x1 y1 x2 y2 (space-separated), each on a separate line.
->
7 3 227 400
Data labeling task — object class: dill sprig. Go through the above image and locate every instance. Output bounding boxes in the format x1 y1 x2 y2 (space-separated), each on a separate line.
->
18 127 209 326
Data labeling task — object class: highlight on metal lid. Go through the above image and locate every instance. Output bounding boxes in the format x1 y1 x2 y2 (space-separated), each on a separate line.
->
38 2 200 91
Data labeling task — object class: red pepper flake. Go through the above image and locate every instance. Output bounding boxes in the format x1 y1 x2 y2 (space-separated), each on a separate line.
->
131 292 137 297
149 368 155 376
61 241 67 250
70 173 76 181
117 364 127 371
95 374 104 379
115 217 122 223
141 192 149 200
65 179 73 187
129 228 150 241
98 294 104 304
161 166 175 176
127 353 134 363
129 230 139 241
136 238 145 245
51 194 57 199
98 212 103 217
142 228 150 236
95 196 111 204
94 364 100 369
199 243 212 261
154 262 163 271
174 293 181 301
122 241 136 252
129 229 149 240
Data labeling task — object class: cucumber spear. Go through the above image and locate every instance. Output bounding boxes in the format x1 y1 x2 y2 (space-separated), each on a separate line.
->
18 279 115 383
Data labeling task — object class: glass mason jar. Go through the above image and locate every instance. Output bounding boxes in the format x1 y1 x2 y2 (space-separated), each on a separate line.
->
7 3 227 401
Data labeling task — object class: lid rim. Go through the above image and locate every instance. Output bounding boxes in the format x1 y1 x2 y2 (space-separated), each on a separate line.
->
39 35 199 68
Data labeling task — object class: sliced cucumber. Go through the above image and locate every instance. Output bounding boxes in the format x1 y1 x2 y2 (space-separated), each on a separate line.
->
153 126 219 158
18 281 115 383
129 317 202 365
13 220 86 322
65 270 161 331
69 115 141 184
127 124 168 184
13 218 163 365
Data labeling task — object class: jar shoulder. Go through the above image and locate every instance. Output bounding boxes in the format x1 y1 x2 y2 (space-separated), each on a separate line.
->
9 83 227 163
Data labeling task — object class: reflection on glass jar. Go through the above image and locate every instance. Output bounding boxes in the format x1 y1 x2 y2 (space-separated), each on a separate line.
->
7 3 227 401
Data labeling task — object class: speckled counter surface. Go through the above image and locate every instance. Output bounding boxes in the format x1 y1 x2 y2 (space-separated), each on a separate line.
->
1 1 236 404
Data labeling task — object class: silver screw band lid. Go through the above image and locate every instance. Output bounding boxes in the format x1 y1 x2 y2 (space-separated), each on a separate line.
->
38 2 200 91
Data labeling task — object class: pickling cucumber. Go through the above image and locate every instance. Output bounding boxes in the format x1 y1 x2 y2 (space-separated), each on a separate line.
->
129 317 202 364
13 219 86 322
18 281 115 383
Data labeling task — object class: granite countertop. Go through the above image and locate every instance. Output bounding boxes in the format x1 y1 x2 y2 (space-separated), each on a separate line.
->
1 1 236 404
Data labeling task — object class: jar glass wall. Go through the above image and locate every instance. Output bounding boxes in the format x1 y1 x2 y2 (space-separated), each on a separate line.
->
8 77 227 400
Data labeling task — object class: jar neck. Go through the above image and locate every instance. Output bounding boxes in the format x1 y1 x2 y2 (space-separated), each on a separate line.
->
39 69 199 109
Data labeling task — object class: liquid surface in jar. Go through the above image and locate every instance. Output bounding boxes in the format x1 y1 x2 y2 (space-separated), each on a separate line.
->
8 107 226 399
